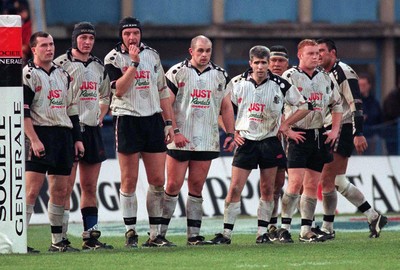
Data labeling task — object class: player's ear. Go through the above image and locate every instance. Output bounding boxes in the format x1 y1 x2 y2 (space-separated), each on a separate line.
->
297 51 302 60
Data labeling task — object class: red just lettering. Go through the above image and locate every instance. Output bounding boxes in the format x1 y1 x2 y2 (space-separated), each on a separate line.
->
135 70 150 79
190 89 211 98
309 92 323 101
248 103 265 112
79 81 98 90
47 89 62 99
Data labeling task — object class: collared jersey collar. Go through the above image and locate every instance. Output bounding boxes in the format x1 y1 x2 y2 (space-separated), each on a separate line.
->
184 58 214 75
27 59 58 75
294 65 319 79
329 59 341 73
65 48 97 65
242 68 272 87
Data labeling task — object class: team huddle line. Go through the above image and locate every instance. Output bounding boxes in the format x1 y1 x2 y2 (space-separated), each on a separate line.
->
23 17 387 253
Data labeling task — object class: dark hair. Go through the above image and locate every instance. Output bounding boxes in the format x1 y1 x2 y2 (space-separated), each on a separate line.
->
270 45 289 59
249 45 270 61
29 31 50 48
317 38 337 55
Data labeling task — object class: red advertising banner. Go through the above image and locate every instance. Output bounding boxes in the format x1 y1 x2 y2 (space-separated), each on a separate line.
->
0 26 22 57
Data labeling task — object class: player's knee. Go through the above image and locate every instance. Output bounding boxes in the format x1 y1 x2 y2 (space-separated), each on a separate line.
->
229 185 243 200
80 182 97 194
287 181 303 194
166 180 183 195
148 176 165 187
260 187 274 200
320 177 336 192
274 192 281 202
188 185 204 197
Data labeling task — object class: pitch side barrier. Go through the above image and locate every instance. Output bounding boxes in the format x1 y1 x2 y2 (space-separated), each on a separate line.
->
30 156 400 224
0 15 26 254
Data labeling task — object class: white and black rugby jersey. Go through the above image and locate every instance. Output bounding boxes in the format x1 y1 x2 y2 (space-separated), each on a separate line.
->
23 61 77 128
54 50 111 126
324 60 361 126
165 59 229 152
231 69 308 141
283 66 342 130
104 42 169 117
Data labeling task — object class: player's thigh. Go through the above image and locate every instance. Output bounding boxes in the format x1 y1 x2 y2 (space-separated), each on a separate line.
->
166 155 189 195
259 166 278 200
79 161 102 193
187 160 213 195
226 166 252 202
141 151 166 186
118 152 140 192
25 171 46 204
286 168 305 194
47 174 69 205
320 153 348 189
302 169 321 197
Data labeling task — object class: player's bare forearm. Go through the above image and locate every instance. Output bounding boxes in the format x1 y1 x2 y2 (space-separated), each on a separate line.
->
220 95 235 134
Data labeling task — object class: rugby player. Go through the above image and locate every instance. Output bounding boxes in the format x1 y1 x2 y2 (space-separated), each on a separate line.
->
104 17 174 248
208 45 311 244
315 38 387 239
160 35 235 246
54 22 113 250
279 39 343 243
24 31 84 252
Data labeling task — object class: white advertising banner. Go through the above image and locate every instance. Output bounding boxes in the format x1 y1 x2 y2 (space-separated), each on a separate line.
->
0 15 26 254
30 156 400 225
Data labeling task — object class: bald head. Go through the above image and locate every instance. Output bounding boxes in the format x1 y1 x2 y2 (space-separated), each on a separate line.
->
190 35 212 49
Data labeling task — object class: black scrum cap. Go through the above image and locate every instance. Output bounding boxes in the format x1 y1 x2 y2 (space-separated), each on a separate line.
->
71 21 96 49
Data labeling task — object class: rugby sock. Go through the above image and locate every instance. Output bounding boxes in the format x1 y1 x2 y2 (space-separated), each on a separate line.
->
48 202 64 244
62 209 70 239
186 194 203 238
270 168 284 228
120 190 137 232
268 217 278 229
299 195 317 237
81 207 99 239
223 201 241 238
269 193 281 229
281 192 300 231
160 192 179 237
336 174 365 207
257 199 273 237
359 201 379 223
26 204 34 225
147 185 164 240
335 174 378 221
322 190 337 233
